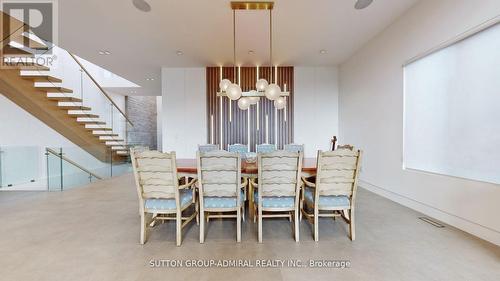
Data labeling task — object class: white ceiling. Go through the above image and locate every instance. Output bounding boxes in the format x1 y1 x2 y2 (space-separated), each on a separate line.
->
57 0 419 96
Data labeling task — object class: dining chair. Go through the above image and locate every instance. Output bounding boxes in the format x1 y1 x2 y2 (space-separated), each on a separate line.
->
256 143 277 153
228 143 248 158
198 144 219 153
301 149 362 241
253 150 303 243
130 149 197 246
197 150 246 243
284 143 304 153
337 144 354 151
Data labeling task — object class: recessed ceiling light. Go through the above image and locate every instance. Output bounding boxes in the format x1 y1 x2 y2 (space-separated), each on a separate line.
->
132 0 151 12
98 50 111 55
248 50 254 55
319 49 327 54
130 90 137 94
355 0 373 10
146 78 155 81
104 51 111 55
176 50 183 55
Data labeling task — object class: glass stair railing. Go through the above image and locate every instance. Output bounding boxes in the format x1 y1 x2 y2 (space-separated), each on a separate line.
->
0 145 132 191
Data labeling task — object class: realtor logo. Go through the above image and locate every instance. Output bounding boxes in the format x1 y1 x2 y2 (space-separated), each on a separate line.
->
1 0 58 67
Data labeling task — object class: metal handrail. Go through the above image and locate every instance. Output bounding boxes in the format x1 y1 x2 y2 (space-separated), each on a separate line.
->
46 148 103 180
67 51 134 126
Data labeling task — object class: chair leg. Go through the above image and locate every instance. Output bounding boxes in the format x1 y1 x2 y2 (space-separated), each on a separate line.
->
237 208 241 243
195 200 200 225
294 210 299 242
242 205 246 222
140 212 147 245
299 200 303 221
176 210 182 246
199 210 205 243
253 204 257 223
314 208 319 242
258 207 263 243
349 209 355 241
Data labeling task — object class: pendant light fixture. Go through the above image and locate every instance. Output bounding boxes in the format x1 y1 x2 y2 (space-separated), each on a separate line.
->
218 2 288 110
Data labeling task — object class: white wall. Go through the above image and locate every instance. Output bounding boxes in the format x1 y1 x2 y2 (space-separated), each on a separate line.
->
339 0 500 245
161 68 206 158
294 67 339 157
156 96 163 151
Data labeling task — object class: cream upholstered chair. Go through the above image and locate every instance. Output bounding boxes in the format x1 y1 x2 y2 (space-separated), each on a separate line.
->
254 150 303 243
228 143 248 158
301 149 362 241
284 144 304 153
197 150 246 243
131 149 197 246
256 143 277 153
198 144 218 153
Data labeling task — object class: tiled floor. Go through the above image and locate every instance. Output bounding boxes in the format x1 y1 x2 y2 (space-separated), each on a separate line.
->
0 174 498 281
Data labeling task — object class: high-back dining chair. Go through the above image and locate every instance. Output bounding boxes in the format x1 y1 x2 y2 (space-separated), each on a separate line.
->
198 144 219 153
130 149 197 246
301 149 362 241
197 150 245 243
228 144 248 158
284 144 304 153
256 143 277 153
254 150 303 243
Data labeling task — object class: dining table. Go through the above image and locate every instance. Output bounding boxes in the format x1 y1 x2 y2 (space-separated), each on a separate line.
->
176 158 318 177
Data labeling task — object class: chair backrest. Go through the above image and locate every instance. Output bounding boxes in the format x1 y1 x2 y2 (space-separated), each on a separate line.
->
256 143 277 153
337 144 354 151
130 149 179 201
258 150 302 197
284 143 304 153
228 144 248 158
315 149 362 198
197 150 241 197
198 144 218 153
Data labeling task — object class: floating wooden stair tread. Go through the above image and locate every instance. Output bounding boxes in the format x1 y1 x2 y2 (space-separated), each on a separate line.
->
36 86 73 93
85 127 113 131
57 105 91 110
101 139 124 143
69 113 99 118
11 35 48 50
1 47 34 57
2 62 50 71
47 96 82 102
22 75 62 83
95 133 119 137
77 120 106 125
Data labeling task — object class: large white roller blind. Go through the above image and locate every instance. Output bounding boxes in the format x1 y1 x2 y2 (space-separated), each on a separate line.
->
403 23 500 184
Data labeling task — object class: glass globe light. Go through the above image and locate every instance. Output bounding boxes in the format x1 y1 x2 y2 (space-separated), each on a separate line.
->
249 96 260 104
219 79 231 92
226 83 242 100
264 83 281 101
237 97 251 110
274 97 286 109
255 79 268 91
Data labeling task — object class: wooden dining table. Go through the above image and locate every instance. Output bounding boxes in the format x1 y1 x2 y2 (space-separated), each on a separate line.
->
176 158 318 176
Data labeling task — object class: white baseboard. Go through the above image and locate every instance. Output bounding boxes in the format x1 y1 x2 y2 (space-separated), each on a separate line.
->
359 180 500 246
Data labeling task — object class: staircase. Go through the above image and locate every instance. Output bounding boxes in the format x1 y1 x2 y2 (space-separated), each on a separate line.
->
0 11 130 162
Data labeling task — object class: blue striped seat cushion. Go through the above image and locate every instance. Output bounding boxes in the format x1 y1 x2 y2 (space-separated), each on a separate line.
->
304 187 350 208
204 190 245 208
254 190 295 208
144 189 193 211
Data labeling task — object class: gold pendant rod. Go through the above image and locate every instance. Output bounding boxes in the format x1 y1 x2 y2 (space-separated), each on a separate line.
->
231 1 274 10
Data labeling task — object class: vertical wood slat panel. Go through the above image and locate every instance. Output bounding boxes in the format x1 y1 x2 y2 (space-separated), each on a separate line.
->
206 66 293 152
